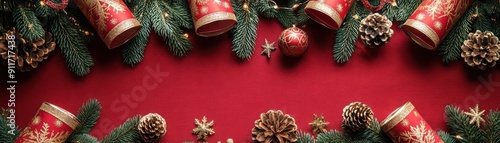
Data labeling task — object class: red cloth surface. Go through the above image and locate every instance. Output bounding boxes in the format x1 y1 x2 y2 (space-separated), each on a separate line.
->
2 19 500 143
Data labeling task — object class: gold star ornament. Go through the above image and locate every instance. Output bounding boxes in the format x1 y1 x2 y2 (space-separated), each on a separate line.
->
309 114 329 134
192 116 215 141
261 39 276 58
464 104 485 128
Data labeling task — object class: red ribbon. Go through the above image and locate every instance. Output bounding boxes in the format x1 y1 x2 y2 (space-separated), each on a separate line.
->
43 0 69 10
361 0 394 12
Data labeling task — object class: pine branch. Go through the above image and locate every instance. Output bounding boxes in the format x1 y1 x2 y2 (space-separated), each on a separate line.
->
277 8 296 28
231 0 259 60
316 130 348 143
485 110 500 143
438 5 473 63
13 5 44 41
473 0 496 32
168 0 193 30
333 1 369 63
257 0 278 18
395 0 422 22
296 0 310 25
151 0 191 57
0 117 20 143
122 0 151 66
100 116 141 143
69 99 101 137
438 131 457 143
52 13 94 76
297 131 315 143
34 0 58 18
67 134 98 143
445 105 485 143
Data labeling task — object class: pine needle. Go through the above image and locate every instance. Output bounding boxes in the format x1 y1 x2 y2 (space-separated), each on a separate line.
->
0 117 19 143
231 0 259 60
151 0 191 57
297 131 315 143
100 116 141 143
122 0 151 66
438 5 473 63
333 1 369 63
438 131 457 143
485 110 500 142
13 5 44 41
51 13 93 76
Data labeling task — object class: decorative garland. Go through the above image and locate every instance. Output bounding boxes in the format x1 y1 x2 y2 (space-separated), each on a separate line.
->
0 0 499 76
1 100 498 143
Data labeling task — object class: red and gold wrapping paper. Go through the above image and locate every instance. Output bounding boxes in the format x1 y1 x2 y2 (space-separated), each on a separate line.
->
402 0 471 50
15 102 78 143
75 0 142 49
189 0 237 37
304 0 355 30
381 102 443 143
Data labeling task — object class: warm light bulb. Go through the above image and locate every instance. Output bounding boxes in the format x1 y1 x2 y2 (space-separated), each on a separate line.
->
163 13 169 18
40 1 45 6
183 33 189 38
243 2 249 11
391 1 397 7
292 4 299 9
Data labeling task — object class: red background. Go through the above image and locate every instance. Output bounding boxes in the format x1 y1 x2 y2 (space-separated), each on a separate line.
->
2 19 500 143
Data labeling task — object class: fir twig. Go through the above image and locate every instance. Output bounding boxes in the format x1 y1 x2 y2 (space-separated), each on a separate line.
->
168 0 193 30
438 131 457 143
100 116 142 143
445 105 485 142
13 5 44 41
231 0 259 60
152 0 191 57
333 1 369 63
51 13 93 76
122 0 151 66
67 99 101 141
297 131 315 143
0 117 20 143
257 0 278 18
316 130 348 143
485 110 500 142
34 0 58 18
67 134 98 143
438 5 473 63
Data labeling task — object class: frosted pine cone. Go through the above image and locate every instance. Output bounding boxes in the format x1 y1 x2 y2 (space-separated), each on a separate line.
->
461 30 500 70
252 110 298 143
342 102 374 133
359 13 394 47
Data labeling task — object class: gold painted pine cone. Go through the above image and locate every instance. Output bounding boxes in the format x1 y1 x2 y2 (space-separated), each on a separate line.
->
138 113 167 143
342 102 374 133
359 13 394 47
252 110 298 143
461 30 500 70
0 28 56 72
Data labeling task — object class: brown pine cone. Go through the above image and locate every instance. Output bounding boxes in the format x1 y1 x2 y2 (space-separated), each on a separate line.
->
342 102 374 133
138 113 167 143
359 13 394 47
0 29 56 72
461 30 500 70
252 110 298 143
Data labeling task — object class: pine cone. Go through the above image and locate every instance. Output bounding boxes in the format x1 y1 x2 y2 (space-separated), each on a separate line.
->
461 30 500 70
138 113 167 143
252 110 298 143
342 102 374 133
0 29 56 71
359 13 394 47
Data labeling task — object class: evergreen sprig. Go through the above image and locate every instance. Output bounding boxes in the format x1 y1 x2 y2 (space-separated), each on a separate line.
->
67 134 98 143
100 116 142 143
485 110 500 142
315 119 388 143
231 0 259 60
438 131 457 143
51 13 94 76
13 5 44 41
438 4 473 63
0 116 20 143
296 131 314 143
445 105 485 142
122 0 192 66
382 0 422 23
333 0 369 63
67 99 101 142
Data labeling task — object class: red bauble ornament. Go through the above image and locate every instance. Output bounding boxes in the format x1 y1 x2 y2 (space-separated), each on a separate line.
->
278 25 309 57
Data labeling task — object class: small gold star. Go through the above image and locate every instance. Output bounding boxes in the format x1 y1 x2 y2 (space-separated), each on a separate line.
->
464 104 485 128
309 114 329 134
261 39 276 58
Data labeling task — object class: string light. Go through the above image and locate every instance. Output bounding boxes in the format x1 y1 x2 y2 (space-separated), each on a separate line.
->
40 1 45 6
391 1 397 7
163 12 169 18
266 0 307 11
243 2 249 12
183 33 189 39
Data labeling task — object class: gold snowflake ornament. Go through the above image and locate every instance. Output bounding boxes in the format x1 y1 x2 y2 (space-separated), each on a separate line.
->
309 114 329 134
464 104 485 128
192 116 215 141
261 39 276 58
